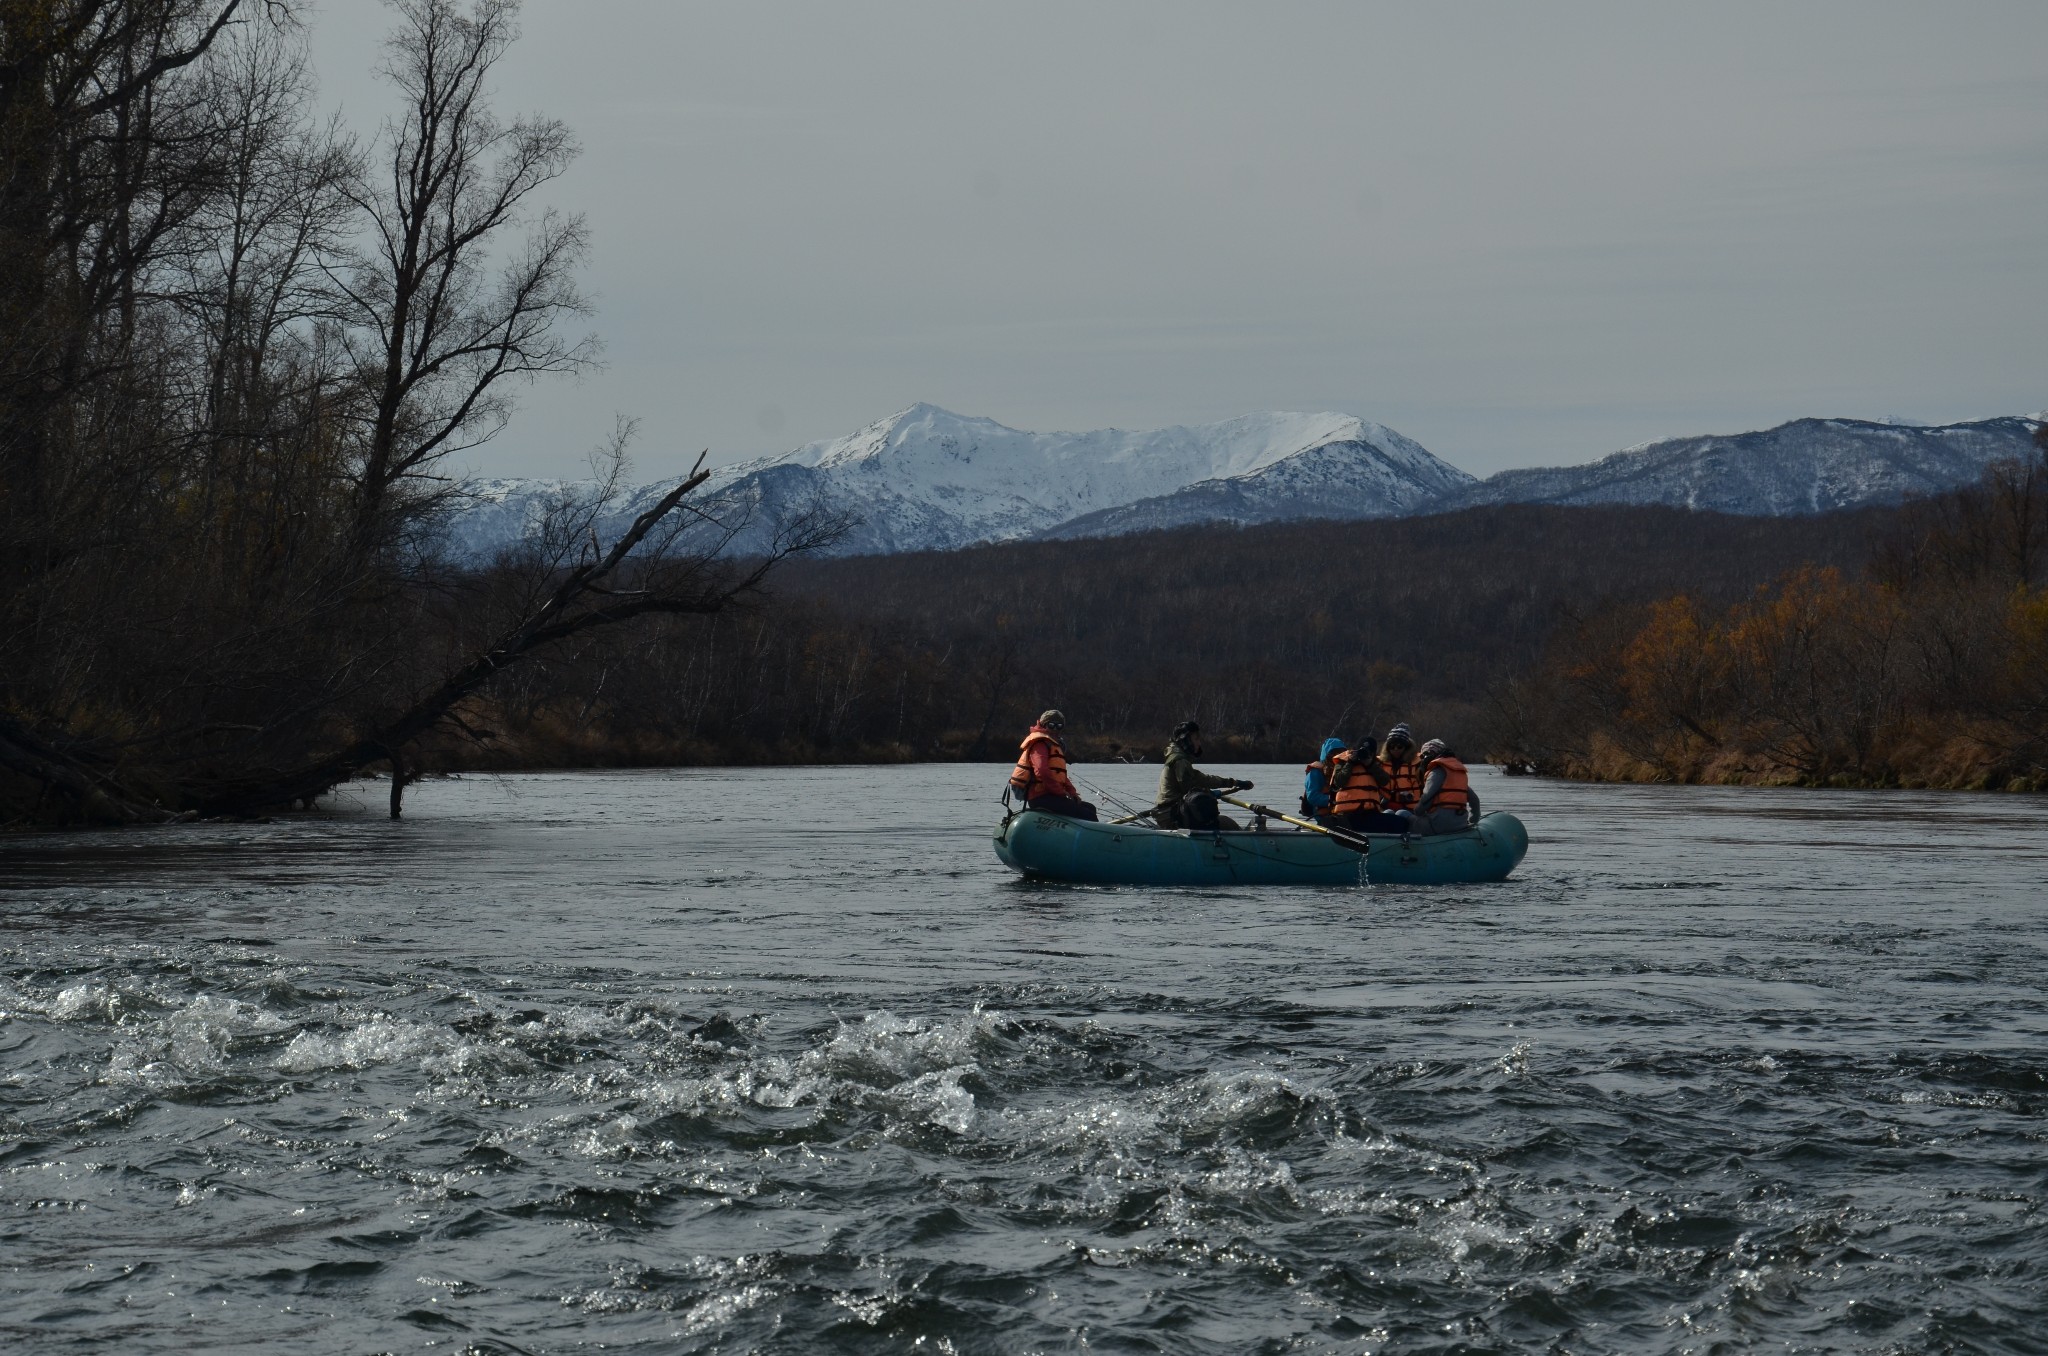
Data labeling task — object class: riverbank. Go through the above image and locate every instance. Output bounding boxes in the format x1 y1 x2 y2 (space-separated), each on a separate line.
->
423 704 1422 776
1508 727 2045 794
422 707 2043 795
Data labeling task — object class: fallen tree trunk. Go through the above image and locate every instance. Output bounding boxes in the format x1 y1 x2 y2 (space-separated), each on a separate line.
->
0 714 185 825
0 458 842 823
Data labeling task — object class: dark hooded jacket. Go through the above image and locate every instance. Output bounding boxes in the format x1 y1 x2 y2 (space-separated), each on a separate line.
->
1158 737 1238 806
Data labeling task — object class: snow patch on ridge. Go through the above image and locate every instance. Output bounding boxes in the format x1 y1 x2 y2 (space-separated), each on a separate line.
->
1432 416 2040 516
439 409 2044 561
448 405 1469 560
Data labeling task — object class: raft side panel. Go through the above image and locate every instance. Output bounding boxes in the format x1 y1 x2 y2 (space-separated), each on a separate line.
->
993 810 1527 886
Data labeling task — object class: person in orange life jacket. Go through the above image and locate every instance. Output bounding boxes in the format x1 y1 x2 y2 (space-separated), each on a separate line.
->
1402 738 1479 835
1301 737 1347 817
1153 721 1249 831
1325 734 1410 833
1378 723 1422 811
1007 709 1097 821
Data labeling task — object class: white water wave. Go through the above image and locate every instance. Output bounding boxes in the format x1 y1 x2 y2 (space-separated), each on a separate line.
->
276 1015 452 1072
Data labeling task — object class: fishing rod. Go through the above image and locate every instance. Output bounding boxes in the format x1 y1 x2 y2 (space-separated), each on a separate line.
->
1072 771 1146 820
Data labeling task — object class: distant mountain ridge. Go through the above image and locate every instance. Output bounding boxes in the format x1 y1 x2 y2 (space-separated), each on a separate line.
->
1432 417 2040 516
446 404 1474 559
442 408 2041 561
1036 426 1466 539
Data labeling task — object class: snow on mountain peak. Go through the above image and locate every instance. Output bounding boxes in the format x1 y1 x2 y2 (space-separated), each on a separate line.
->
457 405 1469 560
786 404 1370 476
1433 415 2040 516
441 407 2040 562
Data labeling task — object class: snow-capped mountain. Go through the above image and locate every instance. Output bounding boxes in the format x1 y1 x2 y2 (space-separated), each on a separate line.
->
1037 427 1470 539
442 409 2043 562
443 405 1474 560
440 476 569 562
1429 417 2041 516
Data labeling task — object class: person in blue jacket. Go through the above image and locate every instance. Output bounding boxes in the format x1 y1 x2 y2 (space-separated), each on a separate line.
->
1301 737 1349 818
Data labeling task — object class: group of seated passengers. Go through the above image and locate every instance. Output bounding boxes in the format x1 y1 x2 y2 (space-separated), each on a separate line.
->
1010 711 1478 837
1301 723 1478 836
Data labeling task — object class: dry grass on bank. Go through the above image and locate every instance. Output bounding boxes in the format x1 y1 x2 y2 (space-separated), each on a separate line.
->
1527 726 2043 794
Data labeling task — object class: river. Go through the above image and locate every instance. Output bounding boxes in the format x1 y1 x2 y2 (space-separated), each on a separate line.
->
2 765 2044 1354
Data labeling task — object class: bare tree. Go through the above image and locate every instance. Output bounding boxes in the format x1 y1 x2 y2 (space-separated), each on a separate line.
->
178 24 355 461
332 0 594 555
0 1 272 577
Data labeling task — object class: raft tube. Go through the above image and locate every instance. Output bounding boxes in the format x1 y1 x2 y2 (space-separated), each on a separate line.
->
992 809 1528 886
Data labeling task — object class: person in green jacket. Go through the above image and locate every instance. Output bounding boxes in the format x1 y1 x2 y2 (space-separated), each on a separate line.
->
1151 721 1251 830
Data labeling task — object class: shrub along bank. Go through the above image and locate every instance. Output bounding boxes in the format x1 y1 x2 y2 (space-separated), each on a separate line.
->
1486 437 2048 791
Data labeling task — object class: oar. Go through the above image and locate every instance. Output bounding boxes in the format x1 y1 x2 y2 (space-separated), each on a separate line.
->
1108 780 1252 827
1218 795 1373 854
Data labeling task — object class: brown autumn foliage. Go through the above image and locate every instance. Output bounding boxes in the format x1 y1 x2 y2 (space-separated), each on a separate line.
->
1487 435 2048 791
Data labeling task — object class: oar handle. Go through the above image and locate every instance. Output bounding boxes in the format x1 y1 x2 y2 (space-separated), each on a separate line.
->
1219 793 1291 821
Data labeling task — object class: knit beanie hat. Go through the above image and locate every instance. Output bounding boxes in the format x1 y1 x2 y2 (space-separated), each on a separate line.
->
1385 723 1413 746
1038 709 1066 728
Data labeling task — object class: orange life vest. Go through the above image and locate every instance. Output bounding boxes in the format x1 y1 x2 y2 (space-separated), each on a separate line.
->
1422 756 1470 813
1009 728 1075 800
1381 755 1421 808
1303 755 1342 814
1328 750 1388 815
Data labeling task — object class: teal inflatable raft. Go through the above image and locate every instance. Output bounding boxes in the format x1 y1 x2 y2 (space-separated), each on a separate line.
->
993 809 1529 886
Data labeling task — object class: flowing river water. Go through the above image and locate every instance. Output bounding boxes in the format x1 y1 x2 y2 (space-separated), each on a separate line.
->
2 764 2044 1355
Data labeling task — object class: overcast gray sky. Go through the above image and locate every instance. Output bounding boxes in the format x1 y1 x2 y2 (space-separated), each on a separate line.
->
306 1 2048 480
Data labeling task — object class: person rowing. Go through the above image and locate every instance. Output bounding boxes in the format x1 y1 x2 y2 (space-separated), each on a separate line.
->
1152 721 1251 831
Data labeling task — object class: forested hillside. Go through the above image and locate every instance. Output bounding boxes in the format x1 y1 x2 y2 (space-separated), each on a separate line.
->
457 501 1893 770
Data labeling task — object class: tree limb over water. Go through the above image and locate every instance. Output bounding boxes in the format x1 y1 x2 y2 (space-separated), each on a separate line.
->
190 454 847 819
0 0 844 823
